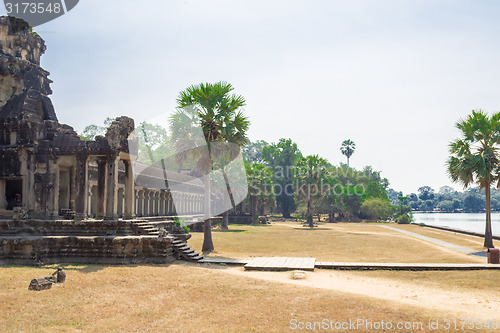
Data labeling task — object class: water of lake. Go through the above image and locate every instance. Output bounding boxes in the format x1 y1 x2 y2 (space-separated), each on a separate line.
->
412 212 500 237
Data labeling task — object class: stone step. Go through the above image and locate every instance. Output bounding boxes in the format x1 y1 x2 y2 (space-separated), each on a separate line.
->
175 245 190 251
186 251 201 257
189 255 204 261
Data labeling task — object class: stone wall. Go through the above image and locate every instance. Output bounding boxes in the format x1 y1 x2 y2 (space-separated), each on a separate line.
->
0 219 139 235
0 235 174 265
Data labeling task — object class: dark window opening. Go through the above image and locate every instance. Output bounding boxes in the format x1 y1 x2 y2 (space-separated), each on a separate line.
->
5 179 22 210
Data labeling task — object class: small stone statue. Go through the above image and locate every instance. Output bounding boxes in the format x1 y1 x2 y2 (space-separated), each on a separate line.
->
158 227 168 238
52 267 66 283
28 267 65 291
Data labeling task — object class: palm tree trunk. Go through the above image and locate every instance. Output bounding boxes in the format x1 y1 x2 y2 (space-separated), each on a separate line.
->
202 174 214 252
251 195 258 224
307 197 314 228
222 211 229 230
484 184 494 248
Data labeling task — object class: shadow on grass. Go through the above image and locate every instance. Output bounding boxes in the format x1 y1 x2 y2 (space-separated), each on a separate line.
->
470 251 488 258
213 229 246 233
293 227 331 231
1 262 173 273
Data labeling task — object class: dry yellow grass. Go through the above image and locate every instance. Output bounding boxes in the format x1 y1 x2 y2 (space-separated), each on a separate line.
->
1 222 499 332
0 263 489 333
189 222 484 263
346 270 500 294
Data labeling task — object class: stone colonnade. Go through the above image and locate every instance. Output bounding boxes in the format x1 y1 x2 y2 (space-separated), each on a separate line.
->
74 152 136 220
86 188 204 218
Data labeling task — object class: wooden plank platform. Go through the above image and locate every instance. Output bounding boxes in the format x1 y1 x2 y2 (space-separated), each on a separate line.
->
198 258 249 265
244 257 316 271
315 262 500 271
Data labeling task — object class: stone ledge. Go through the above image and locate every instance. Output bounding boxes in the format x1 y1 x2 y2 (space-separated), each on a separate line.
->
0 235 174 265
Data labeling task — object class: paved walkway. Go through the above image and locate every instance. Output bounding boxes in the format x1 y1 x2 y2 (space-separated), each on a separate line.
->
197 257 500 271
381 225 487 257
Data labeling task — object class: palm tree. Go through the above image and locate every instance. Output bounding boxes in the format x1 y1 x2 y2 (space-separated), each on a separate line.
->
447 110 500 248
170 82 249 252
340 139 356 167
296 155 328 228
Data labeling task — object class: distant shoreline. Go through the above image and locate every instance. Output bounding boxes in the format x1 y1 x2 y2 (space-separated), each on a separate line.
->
412 222 500 241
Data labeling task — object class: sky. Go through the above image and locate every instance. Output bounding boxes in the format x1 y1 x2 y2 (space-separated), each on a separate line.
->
2 0 500 195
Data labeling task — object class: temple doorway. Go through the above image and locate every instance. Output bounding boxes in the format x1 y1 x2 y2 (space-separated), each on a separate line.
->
5 179 23 210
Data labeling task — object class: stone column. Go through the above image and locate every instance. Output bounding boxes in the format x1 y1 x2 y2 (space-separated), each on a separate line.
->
154 191 159 216
87 186 93 218
0 180 5 209
96 158 106 219
137 190 143 217
19 150 29 208
69 165 76 210
134 190 139 217
0 180 6 210
159 192 164 216
166 193 171 215
104 154 120 220
144 190 150 216
123 159 136 219
50 161 59 218
74 155 89 221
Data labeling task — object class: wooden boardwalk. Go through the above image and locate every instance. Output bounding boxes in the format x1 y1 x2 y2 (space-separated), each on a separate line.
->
244 257 316 271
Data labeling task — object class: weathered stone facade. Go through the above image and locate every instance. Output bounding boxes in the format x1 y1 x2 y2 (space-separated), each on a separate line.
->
0 16 204 221
0 17 204 264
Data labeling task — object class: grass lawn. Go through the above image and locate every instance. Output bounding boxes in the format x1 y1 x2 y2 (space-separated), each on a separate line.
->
0 263 488 333
189 222 484 263
1 221 498 332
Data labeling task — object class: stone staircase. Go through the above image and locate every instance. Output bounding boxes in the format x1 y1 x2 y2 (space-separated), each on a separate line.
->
171 237 204 262
129 220 204 262
131 220 161 236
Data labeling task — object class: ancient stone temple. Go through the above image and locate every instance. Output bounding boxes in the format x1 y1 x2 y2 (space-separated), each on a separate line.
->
0 16 205 221
0 17 205 264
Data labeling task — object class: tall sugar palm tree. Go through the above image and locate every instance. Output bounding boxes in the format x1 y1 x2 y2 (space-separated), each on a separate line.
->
447 110 500 248
170 82 249 252
341 139 356 167
296 155 328 228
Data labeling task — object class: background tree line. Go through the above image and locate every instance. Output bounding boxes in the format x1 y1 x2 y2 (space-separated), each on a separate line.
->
387 185 500 213
242 139 410 225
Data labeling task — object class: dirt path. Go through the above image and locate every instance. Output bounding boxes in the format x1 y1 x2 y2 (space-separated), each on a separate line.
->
213 266 500 320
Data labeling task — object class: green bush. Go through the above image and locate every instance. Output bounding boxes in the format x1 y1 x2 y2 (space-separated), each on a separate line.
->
395 214 411 224
360 198 393 220
173 217 190 234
